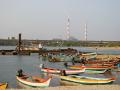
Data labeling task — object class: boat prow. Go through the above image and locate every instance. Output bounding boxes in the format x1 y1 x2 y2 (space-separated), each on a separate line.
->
16 75 52 88
0 83 8 89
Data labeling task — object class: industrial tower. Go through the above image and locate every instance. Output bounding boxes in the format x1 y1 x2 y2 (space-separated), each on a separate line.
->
84 24 87 41
66 16 70 40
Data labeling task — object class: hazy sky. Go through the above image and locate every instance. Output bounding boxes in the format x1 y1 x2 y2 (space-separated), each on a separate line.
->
0 0 120 40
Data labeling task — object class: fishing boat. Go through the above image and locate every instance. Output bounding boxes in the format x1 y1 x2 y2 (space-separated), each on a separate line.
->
69 65 112 70
60 75 116 85
81 52 97 60
16 75 52 88
69 75 113 80
68 65 110 74
0 83 8 89
85 69 108 74
41 68 85 75
48 57 64 62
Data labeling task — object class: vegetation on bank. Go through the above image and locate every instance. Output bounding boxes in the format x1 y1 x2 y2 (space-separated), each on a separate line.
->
0 39 120 47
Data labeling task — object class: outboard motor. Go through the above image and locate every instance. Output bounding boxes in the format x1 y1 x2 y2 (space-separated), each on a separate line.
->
60 70 67 76
39 64 44 68
17 69 23 77
64 62 68 67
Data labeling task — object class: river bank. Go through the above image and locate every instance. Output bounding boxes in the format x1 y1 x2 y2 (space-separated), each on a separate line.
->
96 54 120 60
87 47 120 50
7 85 120 90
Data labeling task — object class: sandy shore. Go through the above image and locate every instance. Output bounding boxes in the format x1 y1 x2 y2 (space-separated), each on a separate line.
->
96 54 120 60
7 85 120 90
87 47 120 50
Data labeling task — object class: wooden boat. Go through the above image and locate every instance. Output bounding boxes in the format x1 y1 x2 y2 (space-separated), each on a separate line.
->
81 52 97 60
48 57 64 62
0 83 8 89
16 75 52 88
85 69 107 74
69 65 112 70
68 65 110 74
60 75 116 85
86 61 114 64
81 52 97 56
41 68 85 75
69 75 113 80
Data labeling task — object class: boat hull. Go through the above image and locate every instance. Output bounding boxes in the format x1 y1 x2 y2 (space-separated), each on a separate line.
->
41 68 85 75
0 83 8 89
60 76 115 85
85 69 107 74
16 76 51 88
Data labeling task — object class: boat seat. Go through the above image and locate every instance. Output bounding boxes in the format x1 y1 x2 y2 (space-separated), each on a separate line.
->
32 76 47 83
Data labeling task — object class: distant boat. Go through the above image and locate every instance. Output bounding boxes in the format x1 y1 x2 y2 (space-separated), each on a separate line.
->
16 43 43 51
85 69 107 74
16 75 51 88
81 52 97 60
60 75 116 85
0 83 8 89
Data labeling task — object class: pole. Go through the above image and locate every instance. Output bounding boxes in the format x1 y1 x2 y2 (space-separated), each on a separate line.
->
18 33 22 54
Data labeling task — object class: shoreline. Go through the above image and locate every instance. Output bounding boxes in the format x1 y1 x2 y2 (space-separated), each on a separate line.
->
96 54 120 59
7 85 120 90
86 47 120 50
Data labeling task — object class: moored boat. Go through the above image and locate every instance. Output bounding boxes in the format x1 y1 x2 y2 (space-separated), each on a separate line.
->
60 75 116 85
41 68 85 75
69 65 112 70
68 65 110 74
0 83 8 89
85 69 108 74
81 52 97 60
69 75 113 80
16 75 52 88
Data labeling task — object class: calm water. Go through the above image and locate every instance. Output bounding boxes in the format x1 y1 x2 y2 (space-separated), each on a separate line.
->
1 46 120 55
0 46 120 88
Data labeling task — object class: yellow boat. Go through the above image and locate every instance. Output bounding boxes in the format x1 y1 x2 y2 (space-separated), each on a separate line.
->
60 76 116 85
0 83 8 89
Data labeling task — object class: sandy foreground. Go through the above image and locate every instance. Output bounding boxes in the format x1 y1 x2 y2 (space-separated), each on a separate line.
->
7 85 120 90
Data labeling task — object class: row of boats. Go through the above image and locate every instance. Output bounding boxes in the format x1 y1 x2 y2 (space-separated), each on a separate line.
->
15 56 120 88
42 52 97 62
1 66 118 89
1 55 119 89
15 64 116 89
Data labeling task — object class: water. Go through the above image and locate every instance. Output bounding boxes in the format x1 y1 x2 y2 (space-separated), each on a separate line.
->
45 46 120 55
0 46 120 88
0 46 16 50
0 46 120 55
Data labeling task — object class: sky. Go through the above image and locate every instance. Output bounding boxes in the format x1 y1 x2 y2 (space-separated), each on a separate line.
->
0 0 120 41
